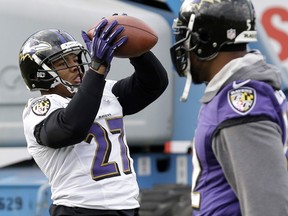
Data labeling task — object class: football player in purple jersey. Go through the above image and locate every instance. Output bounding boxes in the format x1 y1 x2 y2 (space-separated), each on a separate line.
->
170 0 288 215
19 18 168 216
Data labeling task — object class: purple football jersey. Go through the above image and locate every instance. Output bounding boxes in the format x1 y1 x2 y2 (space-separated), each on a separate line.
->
192 80 287 215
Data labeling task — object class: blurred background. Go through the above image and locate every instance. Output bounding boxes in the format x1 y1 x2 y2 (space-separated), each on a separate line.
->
0 0 287 215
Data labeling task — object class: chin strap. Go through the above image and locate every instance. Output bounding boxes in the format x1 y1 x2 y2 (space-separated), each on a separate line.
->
179 48 192 102
180 71 192 102
67 84 79 94
56 77 80 94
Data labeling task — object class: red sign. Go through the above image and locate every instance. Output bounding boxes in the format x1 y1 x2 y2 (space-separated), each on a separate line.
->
262 7 288 62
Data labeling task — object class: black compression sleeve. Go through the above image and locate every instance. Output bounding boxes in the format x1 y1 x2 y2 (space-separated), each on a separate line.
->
112 51 168 115
34 70 105 148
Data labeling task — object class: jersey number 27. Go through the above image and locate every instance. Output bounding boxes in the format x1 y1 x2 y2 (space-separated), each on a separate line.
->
85 117 132 181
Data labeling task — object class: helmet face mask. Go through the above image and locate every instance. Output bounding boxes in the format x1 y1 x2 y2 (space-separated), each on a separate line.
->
19 29 91 93
170 14 199 77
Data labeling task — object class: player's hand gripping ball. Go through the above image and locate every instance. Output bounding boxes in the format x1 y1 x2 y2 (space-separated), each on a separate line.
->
87 14 158 58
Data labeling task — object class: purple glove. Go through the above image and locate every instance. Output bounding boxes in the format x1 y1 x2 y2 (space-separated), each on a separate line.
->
82 19 128 72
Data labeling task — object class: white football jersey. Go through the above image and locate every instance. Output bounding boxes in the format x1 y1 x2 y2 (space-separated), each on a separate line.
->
22 80 139 210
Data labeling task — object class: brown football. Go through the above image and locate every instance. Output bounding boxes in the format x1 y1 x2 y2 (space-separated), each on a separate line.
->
87 15 158 58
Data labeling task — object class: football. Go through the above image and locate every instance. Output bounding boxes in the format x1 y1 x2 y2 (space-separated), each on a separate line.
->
87 15 158 58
